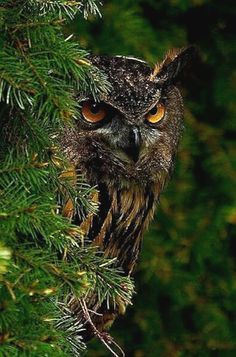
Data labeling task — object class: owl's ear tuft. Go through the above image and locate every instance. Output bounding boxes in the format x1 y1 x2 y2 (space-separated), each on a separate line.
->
151 46 198 85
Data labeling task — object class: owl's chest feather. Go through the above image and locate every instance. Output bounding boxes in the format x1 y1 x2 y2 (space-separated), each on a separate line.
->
81 183 157 274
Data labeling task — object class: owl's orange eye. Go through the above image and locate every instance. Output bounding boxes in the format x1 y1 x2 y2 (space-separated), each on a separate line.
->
146 103 165 124
81 101 107 123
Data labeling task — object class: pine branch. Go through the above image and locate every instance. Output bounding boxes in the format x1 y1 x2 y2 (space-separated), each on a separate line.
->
2 0 102 20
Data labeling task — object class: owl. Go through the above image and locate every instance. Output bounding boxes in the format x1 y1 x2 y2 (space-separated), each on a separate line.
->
61 47 195 340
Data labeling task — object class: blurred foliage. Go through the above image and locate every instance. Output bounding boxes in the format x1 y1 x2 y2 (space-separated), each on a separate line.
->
72 0 236 355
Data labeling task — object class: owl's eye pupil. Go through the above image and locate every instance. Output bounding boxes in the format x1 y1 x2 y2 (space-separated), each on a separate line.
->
90 104 100 114
149 107 158 115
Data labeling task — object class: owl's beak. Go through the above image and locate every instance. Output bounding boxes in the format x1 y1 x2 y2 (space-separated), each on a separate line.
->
123 126 142 163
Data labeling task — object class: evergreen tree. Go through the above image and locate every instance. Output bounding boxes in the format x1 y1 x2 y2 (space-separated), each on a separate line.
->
0 1 134 356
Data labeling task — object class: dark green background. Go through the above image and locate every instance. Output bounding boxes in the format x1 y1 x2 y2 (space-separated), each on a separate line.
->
73 0 236 355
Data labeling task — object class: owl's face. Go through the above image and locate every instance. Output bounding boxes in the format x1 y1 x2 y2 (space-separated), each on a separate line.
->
63 48 195 188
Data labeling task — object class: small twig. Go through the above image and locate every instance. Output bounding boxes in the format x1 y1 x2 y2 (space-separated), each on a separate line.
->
79 298 125 357
87 308 103 317
4 280 16 300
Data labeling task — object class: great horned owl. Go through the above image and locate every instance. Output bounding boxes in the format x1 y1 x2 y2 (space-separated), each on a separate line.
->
61 47 195 339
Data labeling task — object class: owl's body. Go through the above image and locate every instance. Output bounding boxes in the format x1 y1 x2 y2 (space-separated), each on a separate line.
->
61 48 195 338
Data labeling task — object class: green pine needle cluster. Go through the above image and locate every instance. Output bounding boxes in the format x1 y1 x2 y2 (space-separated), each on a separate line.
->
0 1 134 356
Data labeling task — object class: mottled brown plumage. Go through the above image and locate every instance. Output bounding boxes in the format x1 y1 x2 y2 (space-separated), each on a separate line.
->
60 47 195 340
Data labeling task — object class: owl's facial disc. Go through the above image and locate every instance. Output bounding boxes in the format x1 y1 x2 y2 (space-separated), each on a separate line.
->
80 100 141 162
80 99 168 164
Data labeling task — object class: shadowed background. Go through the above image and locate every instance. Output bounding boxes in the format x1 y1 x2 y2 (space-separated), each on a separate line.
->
72 0 236 355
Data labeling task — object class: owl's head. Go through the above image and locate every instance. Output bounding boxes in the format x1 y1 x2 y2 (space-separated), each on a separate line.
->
63 47 195 188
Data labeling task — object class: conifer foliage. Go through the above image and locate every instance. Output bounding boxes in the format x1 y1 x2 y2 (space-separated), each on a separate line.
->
0 1 134 355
